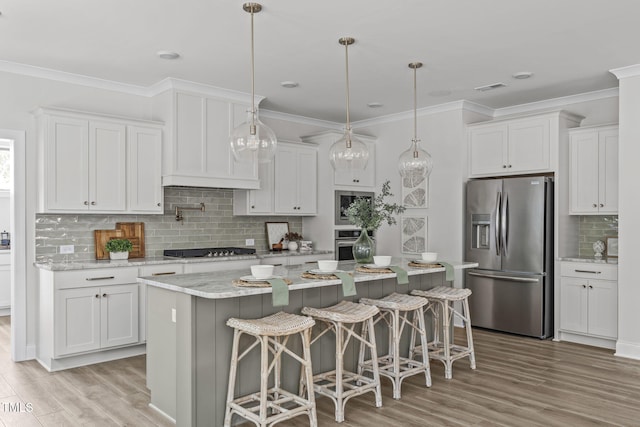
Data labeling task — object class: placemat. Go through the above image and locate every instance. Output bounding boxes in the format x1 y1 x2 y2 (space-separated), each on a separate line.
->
232 278 293 288
356 265 409 285
407 261 454 281
301 272 356 297
301 272 346 280
232 278 293 307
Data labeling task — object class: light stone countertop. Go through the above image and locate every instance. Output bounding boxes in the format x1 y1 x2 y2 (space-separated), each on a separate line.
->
138 259 479 299
559 256 618 265
34 250 334 271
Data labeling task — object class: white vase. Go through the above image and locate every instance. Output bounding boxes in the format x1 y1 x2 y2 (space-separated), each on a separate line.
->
287 241 298 251
109 251 129 260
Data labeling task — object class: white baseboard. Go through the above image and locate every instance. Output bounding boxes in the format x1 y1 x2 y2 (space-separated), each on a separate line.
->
615 340 640 360
556 330 616 349
149 403 176 424
36 344 146 372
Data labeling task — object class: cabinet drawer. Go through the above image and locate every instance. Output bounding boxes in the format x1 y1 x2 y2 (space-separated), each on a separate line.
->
560 262 617 281
54 267 139 290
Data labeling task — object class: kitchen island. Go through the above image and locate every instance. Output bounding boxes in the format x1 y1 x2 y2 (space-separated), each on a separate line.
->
138 259 478 426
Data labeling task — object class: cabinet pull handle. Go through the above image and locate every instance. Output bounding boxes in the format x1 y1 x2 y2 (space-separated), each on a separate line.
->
91 201 96 206
84 201 89 205
582 284 587 288
157 202 161 207
593 204 597 208
95 294 100 298
588 285 594 289
305 261 317 264
574 270 601 274
600 203 604 208
152 272 176 276
102 293 107 297
86 276 115 281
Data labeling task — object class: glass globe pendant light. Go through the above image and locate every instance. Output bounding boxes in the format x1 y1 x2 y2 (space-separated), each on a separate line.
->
230 3 277 164
329 37 369 172
398 62 433 178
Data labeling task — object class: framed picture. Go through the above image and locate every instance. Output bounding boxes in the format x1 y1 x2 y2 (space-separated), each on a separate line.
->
401 174 429 208
606 237 618 257
401 216 428 254
265 222 289 247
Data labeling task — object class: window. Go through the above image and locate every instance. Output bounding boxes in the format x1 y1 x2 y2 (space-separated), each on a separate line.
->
0 145 10 192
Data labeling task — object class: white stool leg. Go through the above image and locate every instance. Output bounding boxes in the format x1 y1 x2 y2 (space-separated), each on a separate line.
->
390 309 401 399
415 308 432 387
463 297 477 370
440 300 453 380
259 335 269 425
223 329 241 427
367 316 383 408
335 321 345 423
301 328 318 427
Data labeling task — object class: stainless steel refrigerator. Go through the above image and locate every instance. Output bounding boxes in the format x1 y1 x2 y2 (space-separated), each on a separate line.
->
465 176 553 339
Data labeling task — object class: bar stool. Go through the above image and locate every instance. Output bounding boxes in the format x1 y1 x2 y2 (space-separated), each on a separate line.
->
359 292 432 399
301 300 382 423
224 311 317 427
410 286 476 379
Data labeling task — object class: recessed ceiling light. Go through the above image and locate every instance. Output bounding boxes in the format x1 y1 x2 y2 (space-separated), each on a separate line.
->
280 81 299 88
512 71 533 80
367 102 384 108
157 51 180 60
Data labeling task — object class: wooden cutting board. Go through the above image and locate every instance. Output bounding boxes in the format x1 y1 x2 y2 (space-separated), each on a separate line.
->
94 222 145 260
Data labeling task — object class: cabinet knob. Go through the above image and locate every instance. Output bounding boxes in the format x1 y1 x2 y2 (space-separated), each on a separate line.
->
508 165 512 168
600 203 604 208
588 285 593 289
91 201 96 206
593 204 597 208
251 205 255 209
95 294 100 298
502 165 507 168
102 293 107 297
84 201 89 206
157 203 161 207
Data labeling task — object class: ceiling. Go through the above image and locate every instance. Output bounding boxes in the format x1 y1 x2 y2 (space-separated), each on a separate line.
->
1 0 638 123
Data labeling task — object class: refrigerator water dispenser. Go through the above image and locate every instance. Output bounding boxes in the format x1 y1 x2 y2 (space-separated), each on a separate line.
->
471 214 490 249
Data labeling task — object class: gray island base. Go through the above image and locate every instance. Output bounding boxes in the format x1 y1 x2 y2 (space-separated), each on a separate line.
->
139 259 478 426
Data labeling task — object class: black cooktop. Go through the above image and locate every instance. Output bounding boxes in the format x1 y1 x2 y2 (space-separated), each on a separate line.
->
163 247 256 258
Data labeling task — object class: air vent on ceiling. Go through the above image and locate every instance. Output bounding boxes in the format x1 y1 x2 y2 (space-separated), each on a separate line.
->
474 82 507 92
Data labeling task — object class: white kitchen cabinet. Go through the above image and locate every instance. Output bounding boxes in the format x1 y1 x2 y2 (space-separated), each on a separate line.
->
0 251 10 310
127 126 163 213
159 91 259 189
233 161 274 215
138 263 184 343
301 131 376 189
54 283 139 357
558 262 617 347
468 111 582 177
569 125 618 215
38 267 145 371
274 142 317 215
35 107 164 214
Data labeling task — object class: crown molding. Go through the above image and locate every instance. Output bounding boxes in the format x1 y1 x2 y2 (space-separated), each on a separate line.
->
493 87 619 117
0 60 151 96
259 109 343 130
610 64 640 80
147 78 260 105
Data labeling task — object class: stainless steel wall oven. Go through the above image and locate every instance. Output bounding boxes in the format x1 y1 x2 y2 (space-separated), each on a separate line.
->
335 190 374 226
334 229 375 261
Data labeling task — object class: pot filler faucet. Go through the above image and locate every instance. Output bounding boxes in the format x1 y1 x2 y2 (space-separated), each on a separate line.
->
175 202 205 222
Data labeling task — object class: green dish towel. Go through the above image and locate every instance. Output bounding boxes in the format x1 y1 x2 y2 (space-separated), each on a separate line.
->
388 266 409 285
334 271 356 297
267 278 289 306
439 261 455 281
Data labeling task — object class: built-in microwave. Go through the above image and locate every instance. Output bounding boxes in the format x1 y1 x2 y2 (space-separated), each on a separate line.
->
334 229 375 261
335 190 374 226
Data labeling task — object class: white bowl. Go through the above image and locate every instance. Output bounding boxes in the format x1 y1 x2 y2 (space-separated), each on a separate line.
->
373 255 392 267
251 264 274 279
317 260 339 272
421 252 438 262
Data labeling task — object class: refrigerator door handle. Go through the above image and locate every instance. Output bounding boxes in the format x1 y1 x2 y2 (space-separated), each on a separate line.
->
468 271 539 283
501 193 508 255
495 192 502 256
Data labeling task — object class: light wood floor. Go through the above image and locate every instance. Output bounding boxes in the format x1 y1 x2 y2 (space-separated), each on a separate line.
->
1 316 640 426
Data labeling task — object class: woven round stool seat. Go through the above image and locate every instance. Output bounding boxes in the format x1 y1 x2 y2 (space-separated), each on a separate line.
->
302 300 379 324
226 311 315 337
360 292 429 311
412 286 472 302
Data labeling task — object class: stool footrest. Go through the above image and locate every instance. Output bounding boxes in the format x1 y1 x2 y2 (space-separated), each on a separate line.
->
228 387 315 426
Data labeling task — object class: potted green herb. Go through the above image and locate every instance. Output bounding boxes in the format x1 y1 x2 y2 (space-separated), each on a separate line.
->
105 238 133 260
345 180 406 263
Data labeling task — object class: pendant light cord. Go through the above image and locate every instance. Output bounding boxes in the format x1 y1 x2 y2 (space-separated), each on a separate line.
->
250 7 256 134
344 41 352 147
412 64 420 158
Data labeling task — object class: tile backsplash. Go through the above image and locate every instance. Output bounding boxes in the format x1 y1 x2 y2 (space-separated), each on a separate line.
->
36 187 302 262
578 215 618 257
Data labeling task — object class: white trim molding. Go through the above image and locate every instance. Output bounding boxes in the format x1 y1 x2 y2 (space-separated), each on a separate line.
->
493 88 619 117
610 64 640 80
147 78 261 105
616 340 640 360
260 109 343 130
